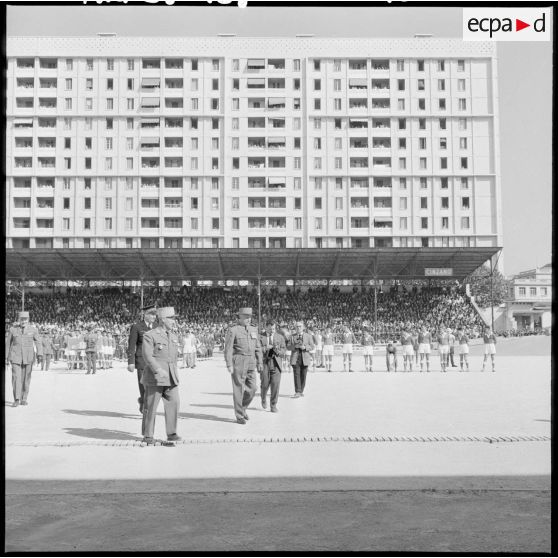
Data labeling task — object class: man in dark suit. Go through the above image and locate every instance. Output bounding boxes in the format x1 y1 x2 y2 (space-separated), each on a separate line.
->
141 307 181 446
128 304 157 429
288 320 315 398
260 321 286 413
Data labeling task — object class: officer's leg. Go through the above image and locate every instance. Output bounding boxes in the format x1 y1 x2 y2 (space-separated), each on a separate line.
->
143 386 162 439
231 366 247 420
162 385 180 437
260 365 270 403
11 362 23 403
21 364 33 403
45 354 51 371
300 364 308 393
242 368 257 409
92 352 97 374
270 367 281 408
136 368 145 412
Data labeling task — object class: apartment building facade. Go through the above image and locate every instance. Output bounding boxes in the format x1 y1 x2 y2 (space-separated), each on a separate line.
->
6 36 503 251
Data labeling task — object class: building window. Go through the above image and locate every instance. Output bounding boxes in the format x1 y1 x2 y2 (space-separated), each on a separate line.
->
441 197 449 209
518 287 526 296
461 217 470 229
460 137 468 149
294 157 301 169
441 177 448 189
399 198 407 210
396 59 404 71
457 59 465 72
398 99 405 110
440 157 448 169
462 196 470 209
315 217 322 230
335 197 343 210
127 98 134 110
460 157 468 169
461 177 469 189
335 157 343 169
84 218 91 230
398 157 406 170
336 217 343 230
105 218 113 230
212 59 219 71
314 198 322 210
459 98 467 110
400 217 408 230
126 157 133 169
293 59 301 71
232 217 239 230
294 177 302 190
420 197 428 209
212 218 219 230
399 178 407 189
419 137 427 150
105 197 112 210
398 118 406 130
418 99 425 110
421 217 428 229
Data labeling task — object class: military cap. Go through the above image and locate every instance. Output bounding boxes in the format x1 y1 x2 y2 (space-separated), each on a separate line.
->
237 307 253 316
142 303 157 315
157 307 177 319
18 311 30 320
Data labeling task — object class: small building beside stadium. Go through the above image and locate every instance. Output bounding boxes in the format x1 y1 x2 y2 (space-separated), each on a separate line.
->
504 264 551 332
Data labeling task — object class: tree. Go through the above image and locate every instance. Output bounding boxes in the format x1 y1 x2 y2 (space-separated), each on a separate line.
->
466 264 510 309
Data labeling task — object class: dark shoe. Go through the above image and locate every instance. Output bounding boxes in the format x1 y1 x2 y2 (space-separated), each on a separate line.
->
261 399 267 409
21 401 28 406
13 400 20 407
167 434 182 442
349 369 355 373
243 411 249 420
300 393 305 397
271 406 278 413
292 393 301 398
86 372 90 375
142 437 155 445
236 417 246 425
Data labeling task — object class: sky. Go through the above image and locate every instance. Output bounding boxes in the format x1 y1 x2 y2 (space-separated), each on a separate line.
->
6 4 553 277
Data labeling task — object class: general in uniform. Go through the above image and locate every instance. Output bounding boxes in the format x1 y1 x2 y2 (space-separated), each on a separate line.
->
224 307 263 424
5 311 43 407
84 326 99 375
141 307 181 445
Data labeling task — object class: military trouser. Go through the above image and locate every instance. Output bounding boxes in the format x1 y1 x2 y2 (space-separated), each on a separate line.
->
85 351 97 374
142 384 179 439
41 354 52 371
260 363 281 408
11 362 33 403
231 354 257 420
136 368 147 435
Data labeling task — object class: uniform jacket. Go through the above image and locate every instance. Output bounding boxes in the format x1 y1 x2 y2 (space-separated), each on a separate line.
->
6 324 43 364
42 335 54 355
224 323 263 371
84 333 98 352
260 331 287 372
287 332 315 367
141 326 180 387
128 320 153 369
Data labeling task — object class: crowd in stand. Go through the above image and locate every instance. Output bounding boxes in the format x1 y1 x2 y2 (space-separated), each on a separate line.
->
6 284 484 333
5 284 490 360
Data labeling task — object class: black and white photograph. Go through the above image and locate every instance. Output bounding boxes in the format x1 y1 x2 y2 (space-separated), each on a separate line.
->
4 2 552 553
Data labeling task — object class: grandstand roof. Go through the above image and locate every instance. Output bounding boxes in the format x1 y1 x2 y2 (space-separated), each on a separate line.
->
5 247 500 282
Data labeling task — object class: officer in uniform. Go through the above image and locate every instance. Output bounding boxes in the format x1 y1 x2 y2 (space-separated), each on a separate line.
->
128 304 158 418
224 307 263 424
141 307 181 446
5 311 43 407
83 325 99 375
41 329 54 371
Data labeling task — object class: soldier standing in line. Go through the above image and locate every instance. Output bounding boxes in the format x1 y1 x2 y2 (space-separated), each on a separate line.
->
128 304 157 424
5 311 43 407
141 307 182 446
224 307 263 424
84 325 99 375
361 326 375 372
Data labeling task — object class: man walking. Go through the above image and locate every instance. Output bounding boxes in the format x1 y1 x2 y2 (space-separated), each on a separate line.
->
288 321 315 397
224 307 263 424
128 304 157 419
5 311 43 407
141 307 181 446
41 330 54 371
260 321 286 413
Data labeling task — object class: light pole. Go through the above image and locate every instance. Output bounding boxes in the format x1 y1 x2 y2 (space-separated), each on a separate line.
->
257 275 262 332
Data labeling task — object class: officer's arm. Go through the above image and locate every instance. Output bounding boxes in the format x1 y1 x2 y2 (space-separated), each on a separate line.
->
224 329 234 371
127 324 138 365
33 330 43 356
5 331 13 362
306 333 315 351
142 332 165 379
255 332 263 369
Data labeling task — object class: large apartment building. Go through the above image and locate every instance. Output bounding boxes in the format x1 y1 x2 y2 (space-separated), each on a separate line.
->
6 35 503 251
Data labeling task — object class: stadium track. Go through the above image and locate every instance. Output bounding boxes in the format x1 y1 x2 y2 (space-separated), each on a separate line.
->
5 335 551 552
